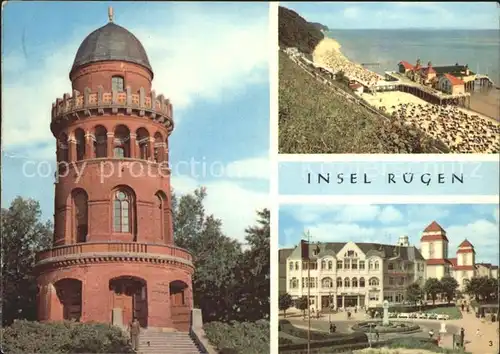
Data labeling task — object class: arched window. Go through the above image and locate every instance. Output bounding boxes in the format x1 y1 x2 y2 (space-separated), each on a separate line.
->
322 277 333 288
155 191 168 241
352 277 358 287
321 260 326 269
295 261 299 270
336 277 342 287
369 277 379 286
289 262 294 271
112 76 124 92
74 129 86 161
328 261 333 270
290 278 298 289
94 125 107 158
136 128 150 160
154 132 164 163
344 277 350 287
58 133 69 162
114 125 130 158
374 261 380 270
113 190 132 233
359 277 365 287
72 189 88 243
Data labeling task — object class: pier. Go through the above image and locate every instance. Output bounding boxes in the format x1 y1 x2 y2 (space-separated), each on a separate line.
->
361 62 380 67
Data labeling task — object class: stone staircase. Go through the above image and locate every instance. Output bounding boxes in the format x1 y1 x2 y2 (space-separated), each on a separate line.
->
137 330 205 354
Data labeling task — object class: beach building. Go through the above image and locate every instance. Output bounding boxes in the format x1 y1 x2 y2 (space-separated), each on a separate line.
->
349 82 364 94
283 221 498 310
437 74 466 95
34 9 194 332
398 59 484 93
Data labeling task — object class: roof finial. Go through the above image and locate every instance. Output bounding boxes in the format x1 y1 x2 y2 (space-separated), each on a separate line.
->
108 6 114 22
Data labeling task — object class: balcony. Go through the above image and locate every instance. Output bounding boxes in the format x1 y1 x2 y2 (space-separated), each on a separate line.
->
51 87 173 130
35 242 193 267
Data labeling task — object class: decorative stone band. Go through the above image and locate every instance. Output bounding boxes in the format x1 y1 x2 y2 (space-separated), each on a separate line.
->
34 252 194 273
36 242 192 264
52 86 173 131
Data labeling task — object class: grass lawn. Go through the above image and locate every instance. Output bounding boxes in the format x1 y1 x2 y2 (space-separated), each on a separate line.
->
204 320 269 354
278 51 445 154
424 306 463 319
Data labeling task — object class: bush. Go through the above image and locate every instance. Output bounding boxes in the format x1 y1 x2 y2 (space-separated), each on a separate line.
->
204 320 269 354
278 6 324 55
0 320 134 353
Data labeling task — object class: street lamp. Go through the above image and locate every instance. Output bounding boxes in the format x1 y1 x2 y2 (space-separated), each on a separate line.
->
329 290 332 323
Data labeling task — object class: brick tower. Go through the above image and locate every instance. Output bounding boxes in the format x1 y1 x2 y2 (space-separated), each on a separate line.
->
35 8 194 332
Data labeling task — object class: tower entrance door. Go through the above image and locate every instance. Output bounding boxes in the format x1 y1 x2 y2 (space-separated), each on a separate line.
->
109 277 148 328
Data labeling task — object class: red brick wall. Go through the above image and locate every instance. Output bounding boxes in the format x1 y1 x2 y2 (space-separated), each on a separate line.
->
37 262 193 330
70 61 152 94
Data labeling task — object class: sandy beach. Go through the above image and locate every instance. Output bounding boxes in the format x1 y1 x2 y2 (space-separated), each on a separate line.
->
311 37 500 153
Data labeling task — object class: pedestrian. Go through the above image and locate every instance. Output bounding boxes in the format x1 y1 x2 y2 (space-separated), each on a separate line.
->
429 329 434 339
475 328 481 337
460 327 465 347
130 317 141 351
461 303 464 311
375 330 379 341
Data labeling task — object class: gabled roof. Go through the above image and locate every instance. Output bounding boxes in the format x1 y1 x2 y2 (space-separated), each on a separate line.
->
399 61 414 70
424 221 445 232
458 239 473 248
443 73 465 85
288 242 425 261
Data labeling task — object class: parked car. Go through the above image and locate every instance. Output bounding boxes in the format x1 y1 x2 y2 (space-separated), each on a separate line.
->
417 313 428 319
427 313 438 320
409 313 418 319
436 314 450 320
398 313 410 319
389 312 398 318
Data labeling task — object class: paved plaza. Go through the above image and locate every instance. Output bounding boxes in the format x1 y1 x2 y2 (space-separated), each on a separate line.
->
280 307 499 354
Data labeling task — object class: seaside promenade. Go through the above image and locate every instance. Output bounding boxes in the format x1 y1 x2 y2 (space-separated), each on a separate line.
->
307 37 500 154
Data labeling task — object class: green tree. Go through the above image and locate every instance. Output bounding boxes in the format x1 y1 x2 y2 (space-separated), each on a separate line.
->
279 293 293 318
406 282 423 306
424 278 442 305
172 187 243 322
440 276 459 304
1 197 53 326
465 276 497 303
295 296 308 316
235 209 270 322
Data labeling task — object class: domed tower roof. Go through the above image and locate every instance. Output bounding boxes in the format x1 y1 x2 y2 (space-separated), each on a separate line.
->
71 20 153 77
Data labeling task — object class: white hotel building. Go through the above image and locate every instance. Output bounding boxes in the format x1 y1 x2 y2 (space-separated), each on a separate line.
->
284 221 498 310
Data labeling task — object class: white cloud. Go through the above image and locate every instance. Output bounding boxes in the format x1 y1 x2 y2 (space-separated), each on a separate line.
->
378 206 404 225
305 222 377 243
225 157 269 180
343 7 360 19
334 205 380 223
171 155 268 243
2 6 268 152
172 175 268 243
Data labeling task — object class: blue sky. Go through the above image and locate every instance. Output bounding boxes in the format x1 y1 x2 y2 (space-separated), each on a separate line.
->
282 2 499 30
279 204 499 264
1 2 269 241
